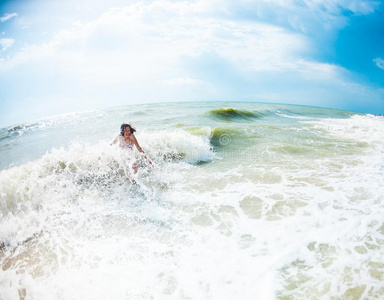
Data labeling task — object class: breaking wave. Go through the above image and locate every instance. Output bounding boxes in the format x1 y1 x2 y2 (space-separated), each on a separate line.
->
208 108 266 122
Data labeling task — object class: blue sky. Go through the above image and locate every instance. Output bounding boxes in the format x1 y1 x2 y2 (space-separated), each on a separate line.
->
0 0 383 127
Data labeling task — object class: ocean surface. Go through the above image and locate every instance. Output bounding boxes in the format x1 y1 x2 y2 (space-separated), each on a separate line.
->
0 101 383 300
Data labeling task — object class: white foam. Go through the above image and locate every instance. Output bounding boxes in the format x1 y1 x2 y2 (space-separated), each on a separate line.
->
139 129 215 164
276 112 313 120
305 114 384 145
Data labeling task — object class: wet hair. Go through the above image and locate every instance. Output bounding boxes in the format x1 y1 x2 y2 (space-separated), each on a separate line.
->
120 123 136 136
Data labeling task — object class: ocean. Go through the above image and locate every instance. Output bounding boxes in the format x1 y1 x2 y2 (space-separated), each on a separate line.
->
0 101 383 300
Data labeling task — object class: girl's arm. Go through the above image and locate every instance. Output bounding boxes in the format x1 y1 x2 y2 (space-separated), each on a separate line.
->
131 135 144 152
132 135 153 165
110 136 119 146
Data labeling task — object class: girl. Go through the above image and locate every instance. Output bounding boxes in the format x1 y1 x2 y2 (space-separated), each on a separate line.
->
111 123 153 179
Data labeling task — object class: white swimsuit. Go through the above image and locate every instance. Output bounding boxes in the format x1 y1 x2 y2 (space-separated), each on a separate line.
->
118 135 133 150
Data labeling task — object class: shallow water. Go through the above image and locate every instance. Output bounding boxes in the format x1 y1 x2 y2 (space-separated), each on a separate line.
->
0 102 383 299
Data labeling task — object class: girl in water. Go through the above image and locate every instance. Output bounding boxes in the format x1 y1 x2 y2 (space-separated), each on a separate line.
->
111 123 153 178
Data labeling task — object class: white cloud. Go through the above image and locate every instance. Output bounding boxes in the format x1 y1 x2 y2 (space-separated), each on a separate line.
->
0 38 15 51
373 58 384 70
4 0 375 75
203 0 380 35
163 77 205 87
0 13 18 22
164 77 201 86
3 1 314 77
0 0 351 102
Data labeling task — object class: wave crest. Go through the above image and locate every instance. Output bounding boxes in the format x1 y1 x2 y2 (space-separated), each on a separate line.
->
208 108 264 122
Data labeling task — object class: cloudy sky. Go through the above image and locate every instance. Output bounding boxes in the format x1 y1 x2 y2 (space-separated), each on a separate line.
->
0 0 383 127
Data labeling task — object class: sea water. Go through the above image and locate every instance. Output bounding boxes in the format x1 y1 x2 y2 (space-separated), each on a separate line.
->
0 101 383 300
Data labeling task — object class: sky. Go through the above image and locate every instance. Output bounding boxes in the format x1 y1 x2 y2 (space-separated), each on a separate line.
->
0 0 383 127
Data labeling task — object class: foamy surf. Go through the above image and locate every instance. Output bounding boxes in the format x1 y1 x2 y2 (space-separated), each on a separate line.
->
0 102 383 300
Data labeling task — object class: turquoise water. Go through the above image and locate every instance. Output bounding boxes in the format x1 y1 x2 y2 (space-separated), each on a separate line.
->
0 101 383 299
